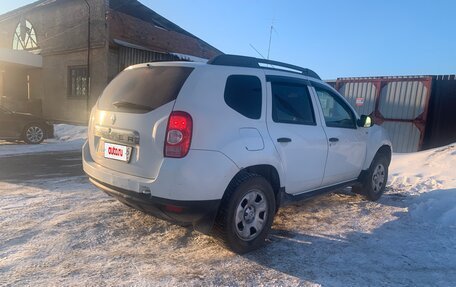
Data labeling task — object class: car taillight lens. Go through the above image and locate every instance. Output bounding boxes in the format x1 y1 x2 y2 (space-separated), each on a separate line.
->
164 111 193 158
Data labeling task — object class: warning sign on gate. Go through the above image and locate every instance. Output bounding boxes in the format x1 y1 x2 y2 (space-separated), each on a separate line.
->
356 97 365 106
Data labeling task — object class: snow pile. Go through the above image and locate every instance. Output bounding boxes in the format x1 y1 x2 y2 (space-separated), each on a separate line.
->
409 189 456 227
389 144 455 195
53 124 87 142
0 124 87 157
389 143 456 227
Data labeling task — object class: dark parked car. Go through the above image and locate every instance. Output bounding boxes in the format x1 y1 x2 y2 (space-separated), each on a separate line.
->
0 105 54 144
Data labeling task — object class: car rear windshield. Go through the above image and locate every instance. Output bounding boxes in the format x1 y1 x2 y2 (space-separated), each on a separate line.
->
98 66 194 113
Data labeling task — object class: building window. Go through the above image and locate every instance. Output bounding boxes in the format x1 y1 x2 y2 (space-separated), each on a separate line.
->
12 19 38 50
68 66 88 98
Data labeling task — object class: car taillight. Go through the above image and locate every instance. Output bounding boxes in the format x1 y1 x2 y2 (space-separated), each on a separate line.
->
164 111 193 158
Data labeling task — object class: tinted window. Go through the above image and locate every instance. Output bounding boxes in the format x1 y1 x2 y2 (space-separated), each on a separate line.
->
224 75 262 119
98 66 193 113
315 87 356 129
271 83 315 125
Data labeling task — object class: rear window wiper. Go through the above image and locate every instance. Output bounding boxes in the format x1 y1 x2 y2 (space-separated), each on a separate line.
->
112 101 154 112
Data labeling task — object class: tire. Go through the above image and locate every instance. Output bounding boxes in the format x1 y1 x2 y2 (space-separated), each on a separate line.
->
213 173 276 254
23 124 45 144
353 154 389 201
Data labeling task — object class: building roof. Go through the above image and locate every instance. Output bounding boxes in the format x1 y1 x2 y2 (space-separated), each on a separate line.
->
109 0 221 54
0 0 57 22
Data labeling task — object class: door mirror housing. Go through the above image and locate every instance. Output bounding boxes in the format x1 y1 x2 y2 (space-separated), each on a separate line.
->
357 115 373 128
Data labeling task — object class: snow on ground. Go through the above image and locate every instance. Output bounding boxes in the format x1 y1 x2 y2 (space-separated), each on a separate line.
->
389 144 456 229
0 124 87 157
0 144 455 286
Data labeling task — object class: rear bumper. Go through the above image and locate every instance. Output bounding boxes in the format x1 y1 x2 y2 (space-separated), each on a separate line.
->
82 141 236 233
89 177 220 233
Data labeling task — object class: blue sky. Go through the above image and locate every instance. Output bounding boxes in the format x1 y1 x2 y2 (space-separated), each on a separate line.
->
1 0 455 79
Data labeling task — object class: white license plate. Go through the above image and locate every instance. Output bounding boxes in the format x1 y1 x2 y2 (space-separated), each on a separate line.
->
104 142 132 162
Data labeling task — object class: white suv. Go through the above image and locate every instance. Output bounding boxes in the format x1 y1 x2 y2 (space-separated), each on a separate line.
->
83 55 392 253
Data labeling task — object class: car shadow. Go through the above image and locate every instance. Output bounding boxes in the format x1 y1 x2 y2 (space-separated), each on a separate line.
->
243 188 456 286
0 151 84 184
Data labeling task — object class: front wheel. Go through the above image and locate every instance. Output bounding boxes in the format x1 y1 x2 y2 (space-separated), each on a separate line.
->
353 154 389 201
213 174 276 254
23 124 45 144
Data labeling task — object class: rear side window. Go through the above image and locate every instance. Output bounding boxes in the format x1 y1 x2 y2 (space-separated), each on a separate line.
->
224 75 262 119
271 83 316 125
98 66 193 112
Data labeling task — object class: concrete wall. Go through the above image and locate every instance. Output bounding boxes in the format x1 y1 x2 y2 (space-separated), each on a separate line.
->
107 48 119 83
28 69 42 102
3 68 27 101
0 70 4 104
0 0 108 123
42 46 107 122
0 0 107 54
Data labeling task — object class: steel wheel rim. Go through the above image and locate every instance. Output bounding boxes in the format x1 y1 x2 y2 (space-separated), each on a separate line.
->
234 189 268 241
372 163 385 193
26 126 44 143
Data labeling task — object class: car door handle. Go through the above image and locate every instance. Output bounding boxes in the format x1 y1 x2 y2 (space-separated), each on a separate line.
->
329 137 339 143
277 137 292 143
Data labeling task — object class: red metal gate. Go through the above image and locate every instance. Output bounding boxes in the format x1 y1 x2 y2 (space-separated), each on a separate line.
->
336 76 433 153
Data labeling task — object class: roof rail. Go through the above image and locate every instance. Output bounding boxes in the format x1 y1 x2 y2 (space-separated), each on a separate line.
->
207 54 321 80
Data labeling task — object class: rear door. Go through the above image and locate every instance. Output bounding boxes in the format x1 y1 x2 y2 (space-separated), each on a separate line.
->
266 77 328 194
311 83 367 186
89 65 194 179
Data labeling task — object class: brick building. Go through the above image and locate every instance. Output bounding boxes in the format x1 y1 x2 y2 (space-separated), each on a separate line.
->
0 0 221 123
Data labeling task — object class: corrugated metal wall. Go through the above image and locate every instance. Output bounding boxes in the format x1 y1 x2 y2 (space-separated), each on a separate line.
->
336 77 432 153
339 82 377 115
381 122 421 153
379 81 428 119
118 46 180 71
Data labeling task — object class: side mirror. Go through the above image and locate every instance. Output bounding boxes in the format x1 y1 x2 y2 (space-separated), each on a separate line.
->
357 115 373 128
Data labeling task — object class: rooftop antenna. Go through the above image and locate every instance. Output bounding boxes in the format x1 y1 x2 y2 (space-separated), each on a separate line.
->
249 43 266 59
249 19 277 64
267 19 276 59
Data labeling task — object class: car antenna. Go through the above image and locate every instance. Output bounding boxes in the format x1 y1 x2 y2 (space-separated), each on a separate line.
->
249 43 266 59
267 21 273 59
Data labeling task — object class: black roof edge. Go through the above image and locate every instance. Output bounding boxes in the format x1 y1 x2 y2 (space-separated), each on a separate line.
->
208 54 321 80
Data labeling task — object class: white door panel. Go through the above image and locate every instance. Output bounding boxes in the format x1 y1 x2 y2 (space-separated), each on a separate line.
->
268 124 328 193
322 127 367 185
311 84 367 186
266 81 328 194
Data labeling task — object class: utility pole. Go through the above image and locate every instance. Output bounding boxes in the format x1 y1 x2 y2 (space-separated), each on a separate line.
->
83 0 91 117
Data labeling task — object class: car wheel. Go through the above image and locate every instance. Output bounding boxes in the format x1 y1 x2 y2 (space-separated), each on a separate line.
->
353 154 389 201
213 173 276 254
23 124 45 144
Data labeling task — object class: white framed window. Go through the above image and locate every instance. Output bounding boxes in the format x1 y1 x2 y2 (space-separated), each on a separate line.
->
12 19 38 50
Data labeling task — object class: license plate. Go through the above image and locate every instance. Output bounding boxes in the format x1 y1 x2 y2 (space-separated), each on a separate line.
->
104 142 132 162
